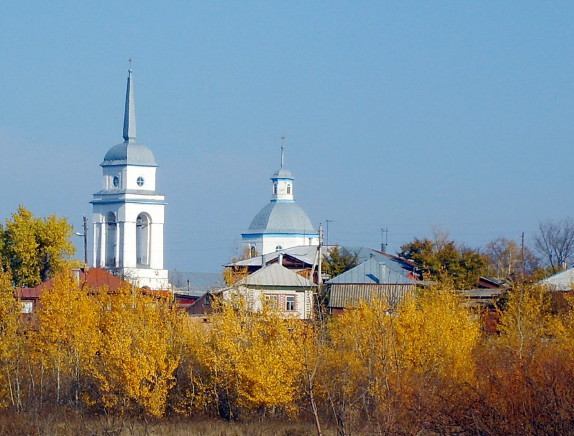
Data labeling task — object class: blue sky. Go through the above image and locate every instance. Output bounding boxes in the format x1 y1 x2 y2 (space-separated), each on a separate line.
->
1 2 573 272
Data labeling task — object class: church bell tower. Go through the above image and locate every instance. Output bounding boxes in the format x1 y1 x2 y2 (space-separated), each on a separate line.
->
91 69 169 289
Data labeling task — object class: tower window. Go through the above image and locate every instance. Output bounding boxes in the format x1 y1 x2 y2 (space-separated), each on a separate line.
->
113 175 120 188
105 212 117 267
273 183 277 195
136 213 151 267
287 184 291 194
137 176 145 187
275 245 282 251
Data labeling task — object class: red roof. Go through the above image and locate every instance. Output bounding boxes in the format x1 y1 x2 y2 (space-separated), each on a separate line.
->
15 268 130 299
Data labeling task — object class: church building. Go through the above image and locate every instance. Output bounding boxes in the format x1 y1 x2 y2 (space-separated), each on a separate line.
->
90 69 169 290
241 147 319 256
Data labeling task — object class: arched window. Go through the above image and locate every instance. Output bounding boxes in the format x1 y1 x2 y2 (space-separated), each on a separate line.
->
275 245 283 251
250 245 257 258
287 184 291 194
136 213 151 267
105 212 117 267
273 183 277 195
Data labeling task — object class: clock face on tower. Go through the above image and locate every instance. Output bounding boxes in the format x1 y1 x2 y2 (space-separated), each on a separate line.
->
113 175 119 187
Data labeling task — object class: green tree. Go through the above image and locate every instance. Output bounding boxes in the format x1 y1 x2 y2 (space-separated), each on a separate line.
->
1 206 75 287
322 247 359 279
398 232 488 289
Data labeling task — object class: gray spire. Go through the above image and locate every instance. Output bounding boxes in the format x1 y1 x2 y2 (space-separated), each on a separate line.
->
280 135 286 168
123 69 136 143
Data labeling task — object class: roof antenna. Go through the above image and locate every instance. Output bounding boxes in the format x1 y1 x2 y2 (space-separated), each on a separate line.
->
280 135 286 168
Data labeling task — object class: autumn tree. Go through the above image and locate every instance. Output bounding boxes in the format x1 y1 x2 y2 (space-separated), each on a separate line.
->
1 206 75 287
398 232 488 289
34 272 99 407
319 298 396 434
534 218 574 272
484 237 540 280
87 286 182 417
184 296 307 419
0 270 19 409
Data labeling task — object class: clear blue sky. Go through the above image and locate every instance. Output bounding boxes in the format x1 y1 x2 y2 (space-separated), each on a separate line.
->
1 2 573 272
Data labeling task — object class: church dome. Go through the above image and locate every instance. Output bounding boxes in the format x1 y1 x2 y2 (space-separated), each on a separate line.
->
245 201 316 235
272 168 293 179
101 141 157 167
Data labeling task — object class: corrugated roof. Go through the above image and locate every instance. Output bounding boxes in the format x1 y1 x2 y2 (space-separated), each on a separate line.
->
239 263 316 288
540 267 574 291
327 257 417 285
230 245 319 267
328 284 415 308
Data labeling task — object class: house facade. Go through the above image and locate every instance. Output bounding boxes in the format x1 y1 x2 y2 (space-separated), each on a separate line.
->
190 263 316 319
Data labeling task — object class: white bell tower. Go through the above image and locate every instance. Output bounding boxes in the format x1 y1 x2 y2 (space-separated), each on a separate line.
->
91 69 169 290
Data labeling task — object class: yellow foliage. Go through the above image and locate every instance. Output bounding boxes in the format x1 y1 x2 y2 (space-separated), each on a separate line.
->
187 297 307 417
87 286 182 417
0 271 19 408
34 272 99 404
497 284 555 358
394 288 481 383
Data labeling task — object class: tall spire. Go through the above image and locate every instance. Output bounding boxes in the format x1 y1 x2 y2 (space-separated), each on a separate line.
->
123 67 136 143
280 135 286 168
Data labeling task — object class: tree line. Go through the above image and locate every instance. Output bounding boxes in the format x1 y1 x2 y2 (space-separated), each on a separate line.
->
2 270 574 435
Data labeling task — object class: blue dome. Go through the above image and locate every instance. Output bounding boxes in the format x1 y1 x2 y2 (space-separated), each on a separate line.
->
245 201 316 235
101 141 157 167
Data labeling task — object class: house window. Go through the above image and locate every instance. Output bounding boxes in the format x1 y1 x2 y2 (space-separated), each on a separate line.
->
286 295 295 311
21 301 33 314
265 294 278 309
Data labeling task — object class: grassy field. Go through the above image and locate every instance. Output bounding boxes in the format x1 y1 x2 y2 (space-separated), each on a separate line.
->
0 412 330 436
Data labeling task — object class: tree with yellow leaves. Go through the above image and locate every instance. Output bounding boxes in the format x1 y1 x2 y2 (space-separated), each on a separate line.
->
1 206 75 287
87 286 182 417
497 283 554 359
0 270 20 409
319 298 397 435
34 272 99 407
185 296 307 419
394 287 481 383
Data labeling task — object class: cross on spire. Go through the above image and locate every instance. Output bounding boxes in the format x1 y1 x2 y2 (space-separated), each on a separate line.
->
280 136 286 168
123 67 136 142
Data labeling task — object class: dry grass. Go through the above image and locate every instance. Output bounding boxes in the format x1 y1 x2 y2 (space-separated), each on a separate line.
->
0 411 329 436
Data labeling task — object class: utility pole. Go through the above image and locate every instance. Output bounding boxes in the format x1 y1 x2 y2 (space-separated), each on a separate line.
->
521 232 525 280
75 216 88 268
325 219 334 248
318 224 323 285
